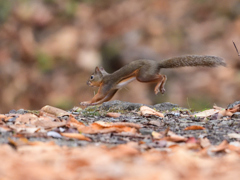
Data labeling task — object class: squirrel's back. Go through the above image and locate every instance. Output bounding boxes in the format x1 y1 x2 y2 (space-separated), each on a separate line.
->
158 55 226 68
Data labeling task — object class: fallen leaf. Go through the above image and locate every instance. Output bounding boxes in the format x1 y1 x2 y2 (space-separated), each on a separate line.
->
152 131 163 139
0 114 6 120
164 131 187 142
106 112 121 118
0 125 11 132
200 137 211 148
15 114 39 124
228 133 240 139
184 125 205 131
214 105 233 116
66 115 85 129
33 117 66 129
228 104 240 113
60 133 91 141
211 140 228 152
92 121 142 129
194 109 219 117
228 142 240 153
40 105 70 117
140 106 164 118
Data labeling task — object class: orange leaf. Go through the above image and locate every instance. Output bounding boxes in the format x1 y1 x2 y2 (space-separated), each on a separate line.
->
184 125 205 131
61 133 91 141
140 106 164 118
106 112 121 118
211 140 228 152
66 115 85 128
40 105 70 117
92 121 142 129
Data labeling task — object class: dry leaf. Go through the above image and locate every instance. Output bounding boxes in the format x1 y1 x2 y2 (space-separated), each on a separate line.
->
228 142 240 153
214 105 233 116
66 115 85 129
0 125 11 132
200 137 211 148
34 117 66 129
60 133 91 141
0 114 6 120
228 104 240 113
15 114 39 124
228 133 240 139
92 121 142 129
106 112 121 118
140 106 164 118
194 109 219 117
152 131 163 139
184 125 205 131
211 140 229 152
40 105 70 117
164 131 187 142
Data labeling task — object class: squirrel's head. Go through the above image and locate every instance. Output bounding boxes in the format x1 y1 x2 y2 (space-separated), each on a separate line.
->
87 66 108 87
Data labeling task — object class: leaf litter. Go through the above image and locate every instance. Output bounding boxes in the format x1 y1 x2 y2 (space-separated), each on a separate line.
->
1 102 240 179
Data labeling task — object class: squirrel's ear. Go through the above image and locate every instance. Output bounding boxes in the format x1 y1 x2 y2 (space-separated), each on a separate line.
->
99 67 105 71
95 67 101 73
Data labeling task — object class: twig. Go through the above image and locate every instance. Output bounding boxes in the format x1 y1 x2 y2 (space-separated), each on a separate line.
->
233 41 240 56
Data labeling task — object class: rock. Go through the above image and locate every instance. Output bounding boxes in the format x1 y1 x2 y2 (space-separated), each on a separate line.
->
16 109 25 114
227 101 240 109
232 112 240 119
153 102 178 111
100 100 153 111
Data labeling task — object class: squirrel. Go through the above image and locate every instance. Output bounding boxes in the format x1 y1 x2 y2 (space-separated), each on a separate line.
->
80 55 226 106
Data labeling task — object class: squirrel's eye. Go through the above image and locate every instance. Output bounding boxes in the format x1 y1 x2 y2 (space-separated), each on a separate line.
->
90 75 94 80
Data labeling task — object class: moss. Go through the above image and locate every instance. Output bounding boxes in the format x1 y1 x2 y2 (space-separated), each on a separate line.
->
81 106 101 116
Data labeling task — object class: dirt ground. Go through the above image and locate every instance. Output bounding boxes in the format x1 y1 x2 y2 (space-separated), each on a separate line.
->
0 101 240 180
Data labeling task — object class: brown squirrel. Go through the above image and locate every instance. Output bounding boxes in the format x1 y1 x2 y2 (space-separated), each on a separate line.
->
80 55 226 106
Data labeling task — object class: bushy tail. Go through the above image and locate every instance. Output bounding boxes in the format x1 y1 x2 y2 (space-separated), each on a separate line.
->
158 55 226 68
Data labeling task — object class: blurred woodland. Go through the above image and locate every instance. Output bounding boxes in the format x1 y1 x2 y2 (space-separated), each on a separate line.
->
0 0 240 113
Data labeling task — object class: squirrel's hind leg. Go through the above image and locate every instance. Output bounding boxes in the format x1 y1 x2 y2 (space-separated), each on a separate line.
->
136 70 167 94
154 75 167 94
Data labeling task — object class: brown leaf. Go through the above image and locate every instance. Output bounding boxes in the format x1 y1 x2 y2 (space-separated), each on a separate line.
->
228 133 240 139
92 121 142 129
140 106 164 118
60 133 91 141
0 114 6 120
15 114 39 124
194 109 219 117
40 105 70 117
33 117 66 129
106 112 121 118
200 137 211 148
0 125 11 132
152 131 163 139
66 115 85 129
184 125 205 131
211 140 229 152
228 104 240 113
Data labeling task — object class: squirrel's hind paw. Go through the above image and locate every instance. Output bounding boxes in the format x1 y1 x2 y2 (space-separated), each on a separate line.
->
79 101 91 106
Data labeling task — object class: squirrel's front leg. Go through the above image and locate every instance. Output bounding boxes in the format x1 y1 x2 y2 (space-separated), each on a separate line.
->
80 86 118 106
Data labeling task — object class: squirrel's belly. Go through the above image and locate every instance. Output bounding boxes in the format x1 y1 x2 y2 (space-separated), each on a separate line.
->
116 77 136 89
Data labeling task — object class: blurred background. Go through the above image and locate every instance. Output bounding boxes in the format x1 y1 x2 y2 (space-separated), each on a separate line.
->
0 0 240 113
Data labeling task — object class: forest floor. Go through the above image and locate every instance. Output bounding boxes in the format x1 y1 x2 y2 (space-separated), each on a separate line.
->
0 100 240 180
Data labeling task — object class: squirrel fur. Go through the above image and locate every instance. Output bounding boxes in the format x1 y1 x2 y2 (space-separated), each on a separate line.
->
80 55 226 106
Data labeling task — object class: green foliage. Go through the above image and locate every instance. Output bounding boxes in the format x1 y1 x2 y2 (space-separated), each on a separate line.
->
36 51 54 72
0 0 12 23
186 97 212 111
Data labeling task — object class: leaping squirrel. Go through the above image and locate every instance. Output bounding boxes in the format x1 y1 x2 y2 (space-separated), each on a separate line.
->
80 55 226 106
